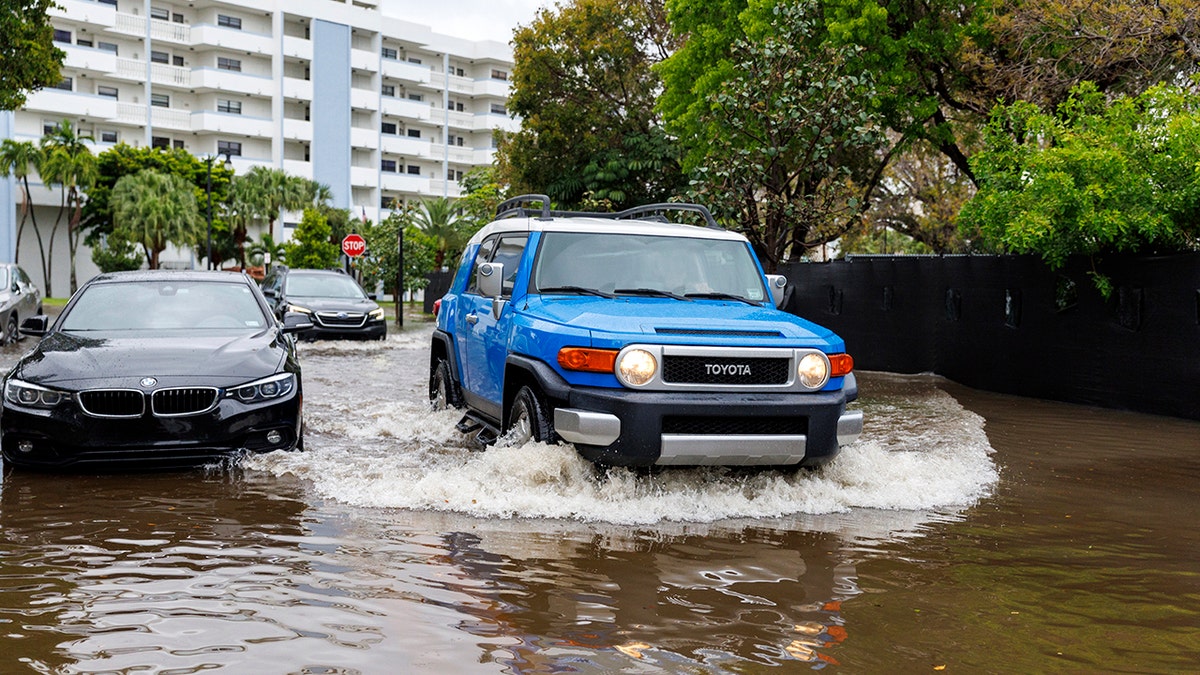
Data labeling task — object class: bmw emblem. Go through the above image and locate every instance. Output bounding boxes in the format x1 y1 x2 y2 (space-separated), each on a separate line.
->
140 377 158 388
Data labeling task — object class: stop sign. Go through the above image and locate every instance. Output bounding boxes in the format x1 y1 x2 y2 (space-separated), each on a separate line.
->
342 233 366 257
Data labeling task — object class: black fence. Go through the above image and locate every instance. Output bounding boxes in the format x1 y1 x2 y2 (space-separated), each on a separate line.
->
781 253 1200 420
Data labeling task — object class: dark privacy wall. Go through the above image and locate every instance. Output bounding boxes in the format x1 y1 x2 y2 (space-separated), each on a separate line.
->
782 254 1200 420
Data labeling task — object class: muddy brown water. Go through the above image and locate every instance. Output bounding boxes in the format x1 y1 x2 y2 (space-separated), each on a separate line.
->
0 324 1197 673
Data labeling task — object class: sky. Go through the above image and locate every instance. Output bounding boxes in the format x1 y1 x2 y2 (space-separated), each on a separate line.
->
384 0 550 43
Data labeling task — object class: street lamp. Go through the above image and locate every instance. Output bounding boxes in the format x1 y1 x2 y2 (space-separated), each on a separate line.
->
204 152 232 270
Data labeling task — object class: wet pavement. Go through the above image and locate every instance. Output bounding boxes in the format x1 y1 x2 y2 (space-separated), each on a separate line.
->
0 322 1197 673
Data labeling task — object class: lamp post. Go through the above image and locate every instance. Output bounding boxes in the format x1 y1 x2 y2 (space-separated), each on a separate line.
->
204 152 231 270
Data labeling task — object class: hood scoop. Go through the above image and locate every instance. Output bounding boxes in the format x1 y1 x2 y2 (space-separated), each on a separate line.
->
655 328 785 338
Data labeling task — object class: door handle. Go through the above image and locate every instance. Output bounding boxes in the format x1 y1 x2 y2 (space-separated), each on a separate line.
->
465 313 478 325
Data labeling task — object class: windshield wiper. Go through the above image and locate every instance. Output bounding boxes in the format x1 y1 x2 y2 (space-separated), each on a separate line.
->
614 288 691 301
539 285 616 298
684 291 760 306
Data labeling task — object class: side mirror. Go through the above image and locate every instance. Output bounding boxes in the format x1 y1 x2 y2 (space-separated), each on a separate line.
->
262 288 277 298
280 311 314 335
367 292 378 301
19 315 51 337
477 261 504 299
766 274 788 308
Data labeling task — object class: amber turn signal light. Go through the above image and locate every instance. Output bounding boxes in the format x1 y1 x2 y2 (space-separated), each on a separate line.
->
558 347 618 373
829 353 854 378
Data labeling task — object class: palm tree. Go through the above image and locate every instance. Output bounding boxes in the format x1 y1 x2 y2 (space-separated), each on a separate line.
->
248 233 286 268
110 169 201 269
228 167 318 267
39 120 97 295
0 139 50 290
413 197 463 268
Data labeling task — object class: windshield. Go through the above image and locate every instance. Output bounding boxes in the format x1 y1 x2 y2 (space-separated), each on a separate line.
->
285 274 366 299
532 232 767 302
60 280 269 331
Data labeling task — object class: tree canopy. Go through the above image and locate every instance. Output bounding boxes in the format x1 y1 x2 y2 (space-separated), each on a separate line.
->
110 169 202 269
0 0 64 110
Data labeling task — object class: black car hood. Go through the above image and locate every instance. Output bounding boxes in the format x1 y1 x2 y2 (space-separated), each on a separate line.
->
10 330 288 388
291 297 378 313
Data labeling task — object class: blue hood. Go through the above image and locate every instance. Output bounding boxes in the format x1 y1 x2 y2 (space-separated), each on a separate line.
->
523 296 841 348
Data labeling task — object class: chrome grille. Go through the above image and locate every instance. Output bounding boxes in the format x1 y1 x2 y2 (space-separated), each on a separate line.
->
314 312 366 328
78 390 144 418
662 356 790 385
151 387 219 416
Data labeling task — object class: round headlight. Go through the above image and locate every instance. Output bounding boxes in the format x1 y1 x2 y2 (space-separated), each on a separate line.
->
236 386 258 402
17 388 39 405
617 349 657 387
797 353 830 389
260 381 279 397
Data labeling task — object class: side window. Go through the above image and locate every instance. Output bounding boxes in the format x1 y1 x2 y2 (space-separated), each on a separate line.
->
492 234 529 296
466 236 498 295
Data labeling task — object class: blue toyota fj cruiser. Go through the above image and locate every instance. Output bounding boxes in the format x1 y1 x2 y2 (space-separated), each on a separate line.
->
430 195 862 467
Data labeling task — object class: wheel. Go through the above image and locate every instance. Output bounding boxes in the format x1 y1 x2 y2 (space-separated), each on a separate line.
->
504 385 556 446
2 313 18 346
429 359 463 410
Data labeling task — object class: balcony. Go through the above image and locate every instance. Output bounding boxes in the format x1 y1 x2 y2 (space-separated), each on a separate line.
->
283 119 313 142
61 44 118 74
380 135 430 158
474 78 510 98
114 58 191 88
192 111 274 138
427 180 464 198
50 0 116 28
350 88 378 112
282 77 313 101
282 35 313 61
111 13 191 43
432 73 474 96
350 165 379 188
24 89 118 120
282 159 314 180
380 58 430 85
191 68 274 97
350 48 377 73
350 127 378 150
190 24 273 56
380 96 430 121
379 172 427 193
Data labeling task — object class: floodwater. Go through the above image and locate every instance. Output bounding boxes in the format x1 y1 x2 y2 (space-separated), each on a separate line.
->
0 323 1197 673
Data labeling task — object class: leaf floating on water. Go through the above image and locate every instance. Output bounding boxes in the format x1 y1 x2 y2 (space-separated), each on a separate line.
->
615 642 651 659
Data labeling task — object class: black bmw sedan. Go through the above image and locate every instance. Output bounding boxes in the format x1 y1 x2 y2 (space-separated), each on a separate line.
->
0 270 311 470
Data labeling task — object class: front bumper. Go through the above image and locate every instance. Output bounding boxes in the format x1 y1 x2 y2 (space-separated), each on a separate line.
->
552 386 860 468
297 318 387 341
1 393 302 470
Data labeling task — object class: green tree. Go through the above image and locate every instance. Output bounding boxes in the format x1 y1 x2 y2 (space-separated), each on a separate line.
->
413 197 466 269
0 139 49 287
110 169 202 269
39 120 97 295
90 229 144 273
687 2 887 270
497 0 684 208
283 209 339 269
249 233 288 268
227 167 323 267
958 81 1200 295
358 210 437 302
457 166 507 236
0 0 64 111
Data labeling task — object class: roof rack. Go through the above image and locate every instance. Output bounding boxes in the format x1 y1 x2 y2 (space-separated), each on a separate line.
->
495 193 722 230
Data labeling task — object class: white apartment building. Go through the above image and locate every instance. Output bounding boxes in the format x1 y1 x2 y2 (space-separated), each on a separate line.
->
0 0 516 295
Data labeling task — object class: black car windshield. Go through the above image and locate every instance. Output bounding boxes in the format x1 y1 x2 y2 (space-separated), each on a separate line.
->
532 232 768 302
60 281 268 331
285 274 366 299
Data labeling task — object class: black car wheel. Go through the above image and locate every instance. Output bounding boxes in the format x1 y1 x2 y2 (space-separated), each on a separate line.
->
505 386 556 446
2 313 18 346
429 359 462 410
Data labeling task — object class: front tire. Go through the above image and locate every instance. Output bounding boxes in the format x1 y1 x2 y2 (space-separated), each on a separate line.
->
2 313 18 346
505 385 556 446
429 359 462 410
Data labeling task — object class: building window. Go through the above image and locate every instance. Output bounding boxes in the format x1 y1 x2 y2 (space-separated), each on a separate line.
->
54 77 72 91
381 122 397 135
100 130 118 143
172 55 184 67
381 159 397 173
76 38 93 48
172 12 184 23
407 93 423 102
151 93 170 107
406 165 420 175
381 47 397 60
151 50 169 64
173 139 184 149
381 84 395 97
151 136 170 149
217 14 242 29
406 128 420 139
217 57 241 72
150 6 169 20
490 103 506 114
451 101 464 112
42 120 57 134
97 86 118 99
491 69 508 81
217 99 242 114
98 41 118 54
448 135 464 147
408 57 422 65
217 140 242 156
97 0 116 6
452 67 464 77
380 195 395 209
53 29 71 43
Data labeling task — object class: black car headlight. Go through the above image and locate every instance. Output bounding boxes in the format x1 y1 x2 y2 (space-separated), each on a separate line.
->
227 373 296 403
286 303 312 314
4 379 71 409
